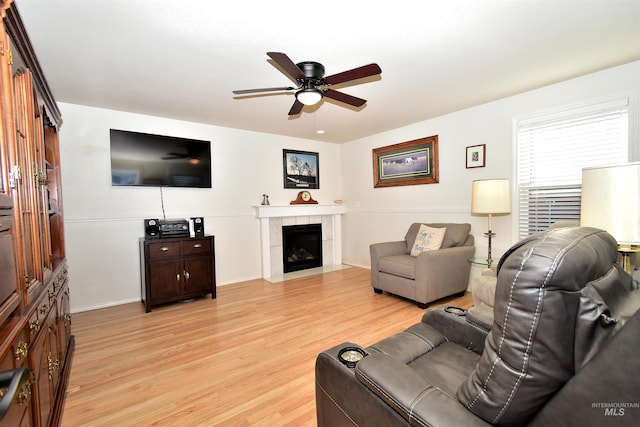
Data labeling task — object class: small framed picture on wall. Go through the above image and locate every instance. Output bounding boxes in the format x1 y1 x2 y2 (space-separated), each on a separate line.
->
466 144 486 168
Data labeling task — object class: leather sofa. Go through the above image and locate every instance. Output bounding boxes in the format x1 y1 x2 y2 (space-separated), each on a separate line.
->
370 223 475 308
317 227 640 426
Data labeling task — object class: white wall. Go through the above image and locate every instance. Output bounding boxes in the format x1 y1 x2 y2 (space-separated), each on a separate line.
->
340 61 640 274
58 104 342 312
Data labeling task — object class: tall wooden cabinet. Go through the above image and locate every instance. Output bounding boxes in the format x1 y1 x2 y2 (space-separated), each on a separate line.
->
0 2 73 426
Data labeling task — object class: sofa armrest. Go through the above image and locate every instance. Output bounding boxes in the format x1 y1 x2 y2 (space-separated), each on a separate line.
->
413 245 476 299
370 241 409 288
316 343 411 426
355 354 491 427
370 240 407 260
421 308 488 354
416 244 476 266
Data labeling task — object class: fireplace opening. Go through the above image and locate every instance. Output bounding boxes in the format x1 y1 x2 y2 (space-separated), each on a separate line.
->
282 224 323 273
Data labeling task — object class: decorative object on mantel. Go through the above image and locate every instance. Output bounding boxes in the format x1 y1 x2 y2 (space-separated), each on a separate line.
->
283 149 319 189
261 194 270 205
466 144 486 168
471 178 511 268
372 135 439 188
291 191 318 205
580 162 640 275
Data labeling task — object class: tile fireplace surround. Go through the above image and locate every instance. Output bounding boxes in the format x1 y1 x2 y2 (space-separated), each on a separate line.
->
255 204 347 280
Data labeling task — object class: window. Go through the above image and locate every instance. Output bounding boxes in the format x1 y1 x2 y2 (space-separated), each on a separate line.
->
516 98 630 239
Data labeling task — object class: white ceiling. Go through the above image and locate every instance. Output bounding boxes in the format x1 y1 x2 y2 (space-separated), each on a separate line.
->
15 0 640 144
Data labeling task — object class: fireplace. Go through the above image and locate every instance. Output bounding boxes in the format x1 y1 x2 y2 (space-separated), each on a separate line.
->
282 224 323 273
255 204 346 279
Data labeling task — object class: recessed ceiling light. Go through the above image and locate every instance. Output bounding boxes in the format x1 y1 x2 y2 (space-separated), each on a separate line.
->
316 129 325 134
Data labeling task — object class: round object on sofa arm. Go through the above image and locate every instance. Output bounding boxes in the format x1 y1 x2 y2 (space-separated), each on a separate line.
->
338 347 367 368
445 306 467 316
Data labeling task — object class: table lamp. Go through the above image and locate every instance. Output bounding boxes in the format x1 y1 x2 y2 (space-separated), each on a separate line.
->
471 179 511 268
580 162 640 275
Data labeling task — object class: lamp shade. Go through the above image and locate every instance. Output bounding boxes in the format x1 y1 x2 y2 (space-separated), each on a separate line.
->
471 179 511 214
580 162 640 245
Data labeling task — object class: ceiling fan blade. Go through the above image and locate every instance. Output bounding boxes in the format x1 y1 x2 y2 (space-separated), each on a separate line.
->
233 86 295 95
324 63 382 85
323 89 367 107
288 99 304 116
267 52 306 81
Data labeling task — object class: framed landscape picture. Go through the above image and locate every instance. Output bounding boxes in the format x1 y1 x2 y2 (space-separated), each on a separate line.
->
283 149 319 189
373 135 439 188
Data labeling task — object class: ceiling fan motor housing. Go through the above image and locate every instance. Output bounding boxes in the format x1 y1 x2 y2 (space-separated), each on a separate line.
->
296 61 325 82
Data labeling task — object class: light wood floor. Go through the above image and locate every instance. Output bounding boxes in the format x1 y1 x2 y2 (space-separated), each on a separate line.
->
62 267 473 426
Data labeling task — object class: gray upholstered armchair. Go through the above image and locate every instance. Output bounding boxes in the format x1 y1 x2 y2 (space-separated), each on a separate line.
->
370 223 475 308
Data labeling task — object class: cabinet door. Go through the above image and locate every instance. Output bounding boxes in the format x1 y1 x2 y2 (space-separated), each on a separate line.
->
0 330 33 427
183 256 212 296
56 284 71 367
46 308 60 395
0 20 13 196
11 67 52 304
44 127 65 269
148 260 182 302
30 329 52 427
11 69 39 295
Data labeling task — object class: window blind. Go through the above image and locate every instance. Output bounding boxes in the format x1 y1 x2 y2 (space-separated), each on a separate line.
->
516 98 629 239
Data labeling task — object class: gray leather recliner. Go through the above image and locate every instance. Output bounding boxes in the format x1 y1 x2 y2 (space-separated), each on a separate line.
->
317 227 640 426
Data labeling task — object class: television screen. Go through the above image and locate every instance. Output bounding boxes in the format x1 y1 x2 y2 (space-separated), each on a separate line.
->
110 129 211 188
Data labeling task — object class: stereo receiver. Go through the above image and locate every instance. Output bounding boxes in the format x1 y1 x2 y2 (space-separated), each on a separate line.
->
158 218 190 238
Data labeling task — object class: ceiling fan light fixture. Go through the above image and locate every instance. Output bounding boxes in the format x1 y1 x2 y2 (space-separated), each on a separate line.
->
296 88 323 106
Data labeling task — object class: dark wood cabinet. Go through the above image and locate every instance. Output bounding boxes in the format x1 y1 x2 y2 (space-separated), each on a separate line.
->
140 236 216 312
0 3 73 427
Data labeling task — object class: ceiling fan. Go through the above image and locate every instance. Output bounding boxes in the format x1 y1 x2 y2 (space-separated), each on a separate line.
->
233 52 382 116
161 144 204 164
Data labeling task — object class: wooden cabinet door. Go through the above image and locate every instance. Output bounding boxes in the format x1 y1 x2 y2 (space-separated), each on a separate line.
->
148 260 182 302
0 327 33 427
0 20 14 197
183 256 212 296
56 284 71 367
30 328 52 427
46 308 60 396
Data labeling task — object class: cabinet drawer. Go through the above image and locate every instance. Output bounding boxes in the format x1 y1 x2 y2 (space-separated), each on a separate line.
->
148 242 181 260
182 239 211 256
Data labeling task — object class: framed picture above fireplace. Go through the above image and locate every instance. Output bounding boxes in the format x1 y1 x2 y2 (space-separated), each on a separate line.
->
283 149 319 189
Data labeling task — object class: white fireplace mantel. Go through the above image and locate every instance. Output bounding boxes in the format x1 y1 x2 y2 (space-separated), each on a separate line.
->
255 204 347 218
254 204 347 279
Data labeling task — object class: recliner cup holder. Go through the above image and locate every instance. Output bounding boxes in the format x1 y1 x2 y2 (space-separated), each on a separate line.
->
445 306 467 316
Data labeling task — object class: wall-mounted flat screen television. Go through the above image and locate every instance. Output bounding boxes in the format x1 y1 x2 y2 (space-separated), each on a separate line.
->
110 129 211 188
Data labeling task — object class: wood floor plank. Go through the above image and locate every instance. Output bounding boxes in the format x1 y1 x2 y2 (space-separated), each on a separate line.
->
62 267 473 426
